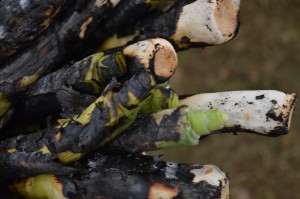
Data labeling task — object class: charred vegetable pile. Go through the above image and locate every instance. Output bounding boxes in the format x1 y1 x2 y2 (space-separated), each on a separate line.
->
0 1 297 198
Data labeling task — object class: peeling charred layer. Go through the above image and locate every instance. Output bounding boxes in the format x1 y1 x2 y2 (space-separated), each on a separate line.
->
97 0 161 39
68 153 226 199
106 108 183 153
0 0 170 95
0 88 98 138
27 55 95 96
0 0 240 110
0 71 156 176
52 108 107 154
76 175 224 198
5 152 226 199
0 151 77 179
15 51 127 117
0 0 67 57
0 152 228 198
0 130 47 151
110 0 240 50
52 104 140 154
104 91 297 154
105 119 291 155
116 71 155 106
1 38 176 130
0 0 118 99
0 32 61 98
0 0 238 129
78 151 166 172
118 0 189 48
56 88 97 116
104 106 230 153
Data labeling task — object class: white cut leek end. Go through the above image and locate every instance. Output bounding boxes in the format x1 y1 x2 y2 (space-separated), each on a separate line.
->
179 90 297 136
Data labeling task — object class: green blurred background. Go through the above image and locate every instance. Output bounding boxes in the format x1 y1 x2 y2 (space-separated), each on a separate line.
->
158 1 300 198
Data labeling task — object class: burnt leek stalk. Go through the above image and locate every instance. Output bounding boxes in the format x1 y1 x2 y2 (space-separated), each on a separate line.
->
0 0 122 129
1 38 177 130
1 0 145 128
122 38 178 83
101 0 241 50
0 0 121 94
0 71 156 177
0 0 170 102
107 106 228 153
28 38 177 97
179 90 297 136
10 152 229 199
106 90 297 153
97 0 168 48
0 0 65 57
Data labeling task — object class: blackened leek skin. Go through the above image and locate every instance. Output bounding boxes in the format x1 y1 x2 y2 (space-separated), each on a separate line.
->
0 0 65 57
0 38 177 130
100 0 240 50
107 106 227 153
0 0 120 93
0 71 156 177
0 0 171 106
27 38 177 98
106 90 297 153
0 0 121 131
11 152 229 199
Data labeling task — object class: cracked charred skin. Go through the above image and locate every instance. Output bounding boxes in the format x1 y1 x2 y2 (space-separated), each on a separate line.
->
10 152 229 199
107 106 228 153
0 71 156 177
0 38 177 136
101 0 241 50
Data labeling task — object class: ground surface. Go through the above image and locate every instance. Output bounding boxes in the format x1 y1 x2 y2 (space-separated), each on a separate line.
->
157 1 300 198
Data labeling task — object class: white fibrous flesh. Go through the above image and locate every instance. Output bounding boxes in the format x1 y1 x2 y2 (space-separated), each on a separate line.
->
179 90 297 135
